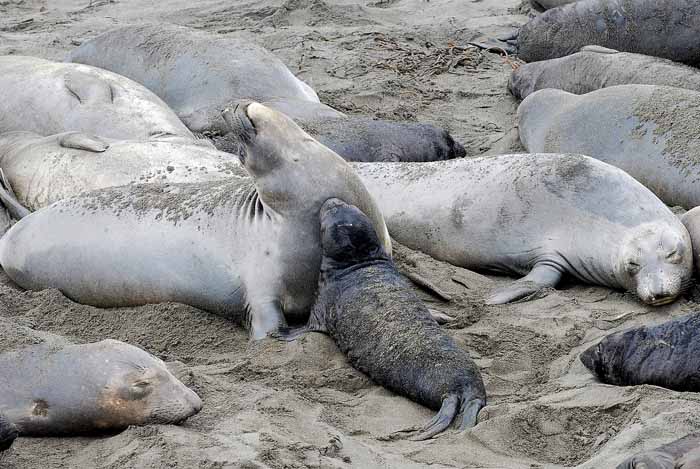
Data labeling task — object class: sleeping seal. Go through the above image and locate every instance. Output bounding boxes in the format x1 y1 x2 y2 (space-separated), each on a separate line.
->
352 154 693 305
616 434 700 469
581 313 700 391
0 56 196 142
0 414 17 452
518 85 700 209
0 339 201 435
0 102 390 340
278 199 486 440
67 24 465 162
509 46 700 100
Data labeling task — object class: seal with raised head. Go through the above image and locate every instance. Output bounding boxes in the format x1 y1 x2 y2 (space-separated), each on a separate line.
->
616 434 700 469
67 24 465 162
509 46 700 100
0 413 17 452
0 102 390 340
278 198 486 440
518 85 700 209
0 56 196 142
352 153 693 305
0 339 201 435
581 312 700 391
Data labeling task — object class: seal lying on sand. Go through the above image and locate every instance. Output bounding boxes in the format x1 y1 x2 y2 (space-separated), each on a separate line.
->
68 24 465 162
0 103 389 340
518 85 700 209
0 56 196 142
278 199 486 440
581 313 700 391
0 131 238 211
616 434 700 469
0 339 201 435
515 0 700 65
0 414 17 452
509 46 700 100
352 154 693 305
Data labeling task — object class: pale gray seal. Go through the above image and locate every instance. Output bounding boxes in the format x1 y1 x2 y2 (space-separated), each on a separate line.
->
0 339 201 435
509 46 700 100
67 24 465 162
352 154 693 305
278 199 486 440
617 434 700 468
0 102 390 340
518 85 700 209
0 56 197 142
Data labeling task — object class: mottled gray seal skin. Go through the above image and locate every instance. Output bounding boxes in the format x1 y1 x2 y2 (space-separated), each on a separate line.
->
279 199 485 440
0 414 17 452
68 24 465 163
509 46 700 100
616 434 700 469
581 313 700 391
0 103 390 340
0 339 201 435
353 154 693 305
518 85 700 209
0 131 239 211
517 0 700 65
0 56 196 142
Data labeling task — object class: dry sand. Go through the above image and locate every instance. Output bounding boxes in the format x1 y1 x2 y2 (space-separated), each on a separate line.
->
1 0 700 468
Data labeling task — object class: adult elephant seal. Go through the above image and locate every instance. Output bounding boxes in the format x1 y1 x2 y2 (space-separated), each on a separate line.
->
518 85 700 209
616 434 700 468
278 199 485 440
0 414 17 452
0 56 197 142
581 312 700 391
0 131 238 211
0 103 390 340
516 0 700 65
352 154 692 305
1 339 201 435
509 46 700 100
67 24 465 163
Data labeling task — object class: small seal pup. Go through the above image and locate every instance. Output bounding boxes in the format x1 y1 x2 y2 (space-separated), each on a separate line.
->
616 434 700 469
0 414 17 452
581 312 700 391
0 339 201 435
352 154 693 305
277 199 486 440
518 85 700 209
0 56 196 142
509 46 700 100
0 103 390 340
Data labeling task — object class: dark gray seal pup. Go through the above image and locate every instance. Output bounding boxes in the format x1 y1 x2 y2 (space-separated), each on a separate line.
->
0 414 17 452
581 312 700 391
617 434 700 468
353 154 693 305
67 24 465 162
278 199 486 440
518 85 700 209
0 56 197 142
0 339 201 435
516 0 700 65
509 46 700 100
0 102 390 340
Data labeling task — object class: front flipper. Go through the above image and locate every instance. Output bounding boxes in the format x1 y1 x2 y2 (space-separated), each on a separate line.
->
59 132 109 152
429 309 456 325
64 71 115 104
486 263 562 305
468 30 519 55
0 169 30 219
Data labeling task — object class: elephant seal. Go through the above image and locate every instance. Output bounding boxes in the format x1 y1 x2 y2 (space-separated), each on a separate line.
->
617 434 700 469
0 131 238 211
352 154 693 305
68 24 465 162
581 312 700 391
516 0 700 65
0 56 197 142
509 46 700 100
0 414 17 452
0 103 390 340
277 199 485 440
518 85 700 209
0 339 201 435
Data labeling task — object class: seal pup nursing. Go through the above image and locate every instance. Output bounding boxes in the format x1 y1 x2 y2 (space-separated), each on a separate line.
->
278 199 486 440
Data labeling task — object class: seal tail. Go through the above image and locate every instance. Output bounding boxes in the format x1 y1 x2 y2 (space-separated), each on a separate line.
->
0 169 30 220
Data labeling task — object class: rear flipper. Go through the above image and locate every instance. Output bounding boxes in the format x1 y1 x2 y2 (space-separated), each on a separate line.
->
399 391 486 441
0 169 30 220
468 30 519 55
486 263 562 305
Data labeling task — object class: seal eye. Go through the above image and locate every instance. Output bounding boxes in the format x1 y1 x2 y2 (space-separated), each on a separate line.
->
129 380 152 399
666 250 682 264
626 260 641 275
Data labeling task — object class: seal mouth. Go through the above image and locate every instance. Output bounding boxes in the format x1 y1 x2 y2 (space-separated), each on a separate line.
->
222 101 257 165
645 295 677 307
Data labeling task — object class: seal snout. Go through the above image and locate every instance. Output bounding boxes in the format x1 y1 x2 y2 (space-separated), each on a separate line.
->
222 101 257 144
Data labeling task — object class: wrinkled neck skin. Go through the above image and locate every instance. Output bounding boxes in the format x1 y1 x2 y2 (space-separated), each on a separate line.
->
0 131 39 164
